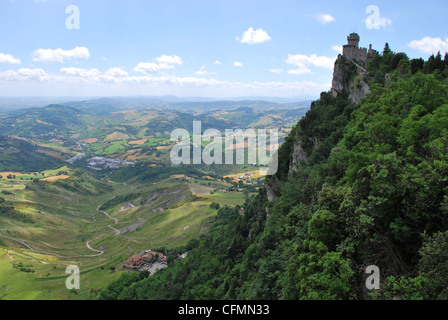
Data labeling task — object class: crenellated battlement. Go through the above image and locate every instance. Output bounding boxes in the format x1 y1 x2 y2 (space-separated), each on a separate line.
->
342 33 378 67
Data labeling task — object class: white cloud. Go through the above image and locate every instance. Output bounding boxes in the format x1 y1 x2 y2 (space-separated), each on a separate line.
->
0 68 49 81
233 61 243 68
104 67 128 77
269 68 284 74
16 68 47 78
214 60 222 65
196 66 216 75
155 54 183 65
133 62 161 74
332 46 343 54
133 55 183 74
237 27 271 45
32 46 90 63
60 67 101 77
314 13 336 25
0 53 21 64
409 37 448 55
0 67 331 97
286 54 335 75
158 63 176 70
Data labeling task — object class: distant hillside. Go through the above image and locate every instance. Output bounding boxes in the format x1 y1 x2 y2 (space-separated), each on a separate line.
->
0 104 89 136
63 97 311 113
0 136 66 172
0 100 308 140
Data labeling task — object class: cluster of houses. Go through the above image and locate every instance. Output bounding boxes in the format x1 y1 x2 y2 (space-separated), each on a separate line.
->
66 153 85 164
238 173 253 181
86 156 134 170
69 142 83 151
123 250 188 272
124 250 171 269
66 153 135 170
234 173 254 185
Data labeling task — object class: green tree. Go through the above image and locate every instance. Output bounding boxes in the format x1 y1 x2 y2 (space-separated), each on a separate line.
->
418 230 448 299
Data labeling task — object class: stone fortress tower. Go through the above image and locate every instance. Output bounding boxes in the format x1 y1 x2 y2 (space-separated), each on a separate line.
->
332 33 379 103
342 33 379 67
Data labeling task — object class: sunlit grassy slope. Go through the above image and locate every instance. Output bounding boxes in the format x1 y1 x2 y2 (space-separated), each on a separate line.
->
0 169 251 300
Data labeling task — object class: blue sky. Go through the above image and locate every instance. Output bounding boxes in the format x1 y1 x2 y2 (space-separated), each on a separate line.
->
0 0 447 98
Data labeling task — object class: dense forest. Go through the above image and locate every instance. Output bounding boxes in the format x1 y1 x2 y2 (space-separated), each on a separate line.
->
100 46 448 300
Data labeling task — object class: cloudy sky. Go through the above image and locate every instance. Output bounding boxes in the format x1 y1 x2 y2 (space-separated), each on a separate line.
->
0 0 447 99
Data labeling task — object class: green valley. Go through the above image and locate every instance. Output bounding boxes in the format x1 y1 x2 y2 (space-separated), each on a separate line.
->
0 98 298 300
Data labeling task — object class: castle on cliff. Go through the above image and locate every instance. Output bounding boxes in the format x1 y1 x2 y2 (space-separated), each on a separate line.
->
342 33 379 67
331 33 378 103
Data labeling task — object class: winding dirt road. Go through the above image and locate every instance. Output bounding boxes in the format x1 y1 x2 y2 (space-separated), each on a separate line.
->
0 182 133 259
97 204 120 235
0 231 104 258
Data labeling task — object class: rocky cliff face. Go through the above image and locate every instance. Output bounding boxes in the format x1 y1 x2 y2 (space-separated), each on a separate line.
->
286 55 371 177
288 128 307 174
264 176 279 203
266 54 372 203
349 77 371 104
331 55 371 104
331 56 351 97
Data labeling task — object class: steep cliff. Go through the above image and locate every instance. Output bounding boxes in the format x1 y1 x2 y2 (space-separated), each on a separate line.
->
331 55 371 104
284 54 361 178
331 55 352 97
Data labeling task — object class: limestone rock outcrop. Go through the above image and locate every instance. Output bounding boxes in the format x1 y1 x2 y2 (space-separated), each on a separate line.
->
332 33 377 104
